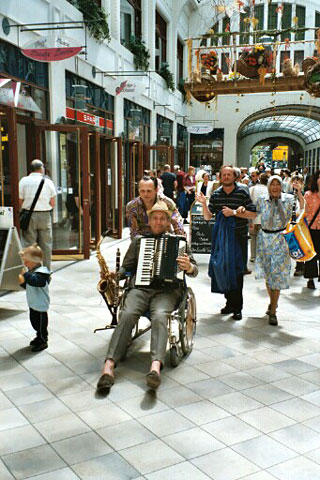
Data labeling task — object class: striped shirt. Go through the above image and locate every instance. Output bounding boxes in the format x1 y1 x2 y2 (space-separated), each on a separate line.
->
208 184 256 236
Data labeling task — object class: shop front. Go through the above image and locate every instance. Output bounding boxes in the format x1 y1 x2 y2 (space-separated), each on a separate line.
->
66 72 122 245
0 39 120 264
123 100 150 218
176 123 188 171
145 114 174 173
190 128 224 174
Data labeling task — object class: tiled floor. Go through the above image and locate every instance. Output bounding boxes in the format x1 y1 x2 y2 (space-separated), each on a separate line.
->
0 230 320 479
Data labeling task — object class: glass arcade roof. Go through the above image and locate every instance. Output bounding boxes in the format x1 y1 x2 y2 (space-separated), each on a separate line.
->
239 115 320 145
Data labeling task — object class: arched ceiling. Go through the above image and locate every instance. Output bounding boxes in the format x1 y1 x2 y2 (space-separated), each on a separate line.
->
238 105 320 146
239 115 320 145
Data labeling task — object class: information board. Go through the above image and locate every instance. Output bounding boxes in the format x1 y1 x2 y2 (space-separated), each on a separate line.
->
190 202 215 254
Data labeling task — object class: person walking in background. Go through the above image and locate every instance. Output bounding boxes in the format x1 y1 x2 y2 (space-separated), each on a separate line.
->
249 172 268 262
160 164 177 200
255 175 303 326
196 172 214 198
196 165 256 320
18 244 51 352
19 159 56 270
182 166 196 224
304 170 320 289
174 165 186 217
248 169 259 187
303 166 311 192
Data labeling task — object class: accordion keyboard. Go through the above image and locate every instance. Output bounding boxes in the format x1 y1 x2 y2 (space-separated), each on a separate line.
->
136 238 156 286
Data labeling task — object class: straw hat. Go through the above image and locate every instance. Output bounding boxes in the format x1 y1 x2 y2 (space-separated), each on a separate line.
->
147 201 172 218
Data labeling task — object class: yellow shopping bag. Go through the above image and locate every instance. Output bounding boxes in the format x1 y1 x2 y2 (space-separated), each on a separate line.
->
282 209 316 262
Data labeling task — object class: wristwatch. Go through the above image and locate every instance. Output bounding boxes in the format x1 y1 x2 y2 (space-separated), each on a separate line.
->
233 210 237 216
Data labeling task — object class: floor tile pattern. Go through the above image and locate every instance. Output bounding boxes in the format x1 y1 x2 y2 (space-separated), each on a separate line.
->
0 232 320 479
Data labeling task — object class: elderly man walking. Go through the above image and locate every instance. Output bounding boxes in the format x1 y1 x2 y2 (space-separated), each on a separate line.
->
19 159 56 270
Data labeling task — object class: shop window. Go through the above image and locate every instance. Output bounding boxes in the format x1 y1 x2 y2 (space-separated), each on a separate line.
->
280 51 290 72
221 53 230 74
155 10 167 71
222 17 230 45
65 71 114 135
0 39 48 89
294 50 304 69
124 99 150 143
295 5 305 41
268 3 278 30
120 0 141 45
281 3 292 41
157 114 172 145
177 38 184 85
210 22 219 47
255 5 264 32
240 8 250 45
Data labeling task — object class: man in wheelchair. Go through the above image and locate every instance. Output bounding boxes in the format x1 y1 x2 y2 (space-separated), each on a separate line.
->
97 201 198 391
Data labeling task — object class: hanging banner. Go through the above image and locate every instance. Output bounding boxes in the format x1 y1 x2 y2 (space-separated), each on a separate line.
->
187 125 213 134
108 79 146 99
21 35 82 62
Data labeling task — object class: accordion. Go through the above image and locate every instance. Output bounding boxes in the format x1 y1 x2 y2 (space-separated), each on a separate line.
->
135 234 187 287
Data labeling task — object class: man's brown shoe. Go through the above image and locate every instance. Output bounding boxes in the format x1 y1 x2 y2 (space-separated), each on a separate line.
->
97 373 114 390
146 370 161 389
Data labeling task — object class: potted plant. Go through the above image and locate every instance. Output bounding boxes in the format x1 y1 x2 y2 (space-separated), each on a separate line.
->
125 36 150 71
200 50 218 74
68 0 111 43
159 62 175 91
237 45 273 79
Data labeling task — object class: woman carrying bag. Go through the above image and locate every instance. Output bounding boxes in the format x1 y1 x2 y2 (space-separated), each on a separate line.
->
304 170 320 290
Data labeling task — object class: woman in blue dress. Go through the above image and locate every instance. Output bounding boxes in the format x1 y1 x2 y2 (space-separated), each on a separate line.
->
255 175 303 326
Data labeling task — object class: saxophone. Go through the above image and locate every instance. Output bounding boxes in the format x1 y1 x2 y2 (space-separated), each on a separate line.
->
96 237 121 327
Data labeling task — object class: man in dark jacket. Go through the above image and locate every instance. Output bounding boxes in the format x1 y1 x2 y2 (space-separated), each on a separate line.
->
197 165 256 320
160 164 177 200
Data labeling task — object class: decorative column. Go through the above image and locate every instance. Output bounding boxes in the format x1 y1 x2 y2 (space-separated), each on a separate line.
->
143 0 156 70
110 0 120 42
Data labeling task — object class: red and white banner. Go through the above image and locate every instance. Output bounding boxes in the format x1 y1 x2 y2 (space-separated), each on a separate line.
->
21 35 82 62
66 107 113 131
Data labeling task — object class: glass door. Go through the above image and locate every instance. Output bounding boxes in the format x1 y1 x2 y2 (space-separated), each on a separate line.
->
129 141 144 199
0 112 10 207
99 137 122 239
145 145 174 172
35 125 90 259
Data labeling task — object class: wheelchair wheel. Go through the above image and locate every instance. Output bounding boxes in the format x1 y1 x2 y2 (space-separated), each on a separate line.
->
180 287 197 355
170 346 179 368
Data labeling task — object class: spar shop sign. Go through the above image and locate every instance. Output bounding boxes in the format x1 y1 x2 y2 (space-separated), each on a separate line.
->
21 35 82 62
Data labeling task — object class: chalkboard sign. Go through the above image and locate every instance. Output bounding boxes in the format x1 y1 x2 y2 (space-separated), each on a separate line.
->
190 202 215 254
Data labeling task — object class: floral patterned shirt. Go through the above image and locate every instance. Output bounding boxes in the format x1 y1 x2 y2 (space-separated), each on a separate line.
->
305 190 320 230
126 193 185 239
256 193 294 230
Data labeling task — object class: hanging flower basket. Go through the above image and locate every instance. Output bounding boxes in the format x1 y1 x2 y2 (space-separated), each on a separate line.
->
236 45 273 79
302 57 318 75
201 50 218 74
304 62 320 97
